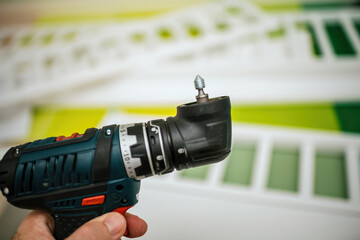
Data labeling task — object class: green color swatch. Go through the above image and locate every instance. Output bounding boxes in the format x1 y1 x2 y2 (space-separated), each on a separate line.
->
302 1 356 10
325 21 356 57
267 147 299 192
314 150 348 199
354 19 360 39
158 28 173 39
187 25 202 37
231 103 339 132
335 102 360 134
28 101 360 142
300 22 323 57
223 143 256 186
255 0 301 12
267 26 286 39
254 0 356 12
180 165 209 180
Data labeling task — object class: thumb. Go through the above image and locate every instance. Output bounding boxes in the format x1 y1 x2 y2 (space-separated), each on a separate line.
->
66 212 127 240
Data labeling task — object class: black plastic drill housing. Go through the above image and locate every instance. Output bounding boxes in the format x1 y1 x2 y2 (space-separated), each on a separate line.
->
166 96 231 170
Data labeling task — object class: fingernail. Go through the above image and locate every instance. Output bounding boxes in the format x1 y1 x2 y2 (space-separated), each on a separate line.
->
104 213 125 235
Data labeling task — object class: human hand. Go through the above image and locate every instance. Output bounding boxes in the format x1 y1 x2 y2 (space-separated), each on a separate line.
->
12 210 147 240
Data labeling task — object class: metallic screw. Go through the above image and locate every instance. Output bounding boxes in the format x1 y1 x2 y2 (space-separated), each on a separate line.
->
194 75 209 103
3 187 9 195
194 75 205 89
12 148 20 157
106 129 112 136
156 155 164 161
178 148 185 154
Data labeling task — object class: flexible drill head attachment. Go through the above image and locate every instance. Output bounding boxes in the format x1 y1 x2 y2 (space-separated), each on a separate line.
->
167 77 231 170
118 76 232 179
98 75 231 180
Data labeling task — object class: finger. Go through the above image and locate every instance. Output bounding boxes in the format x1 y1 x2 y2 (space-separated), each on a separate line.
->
124 213 148 238
13 210 55 240
66 212 126 240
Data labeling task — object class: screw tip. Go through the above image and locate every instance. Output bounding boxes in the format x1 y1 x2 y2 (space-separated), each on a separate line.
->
194 75 205 89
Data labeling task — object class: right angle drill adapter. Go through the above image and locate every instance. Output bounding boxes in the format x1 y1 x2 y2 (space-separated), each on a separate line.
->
166 75 232 171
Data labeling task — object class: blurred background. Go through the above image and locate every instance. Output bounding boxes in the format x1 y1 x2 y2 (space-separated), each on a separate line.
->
0 0 360 239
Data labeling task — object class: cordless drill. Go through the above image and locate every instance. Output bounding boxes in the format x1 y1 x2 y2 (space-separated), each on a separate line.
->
0 76 231 239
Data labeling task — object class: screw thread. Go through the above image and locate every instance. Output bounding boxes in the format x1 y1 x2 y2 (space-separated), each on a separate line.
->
194 75 205 89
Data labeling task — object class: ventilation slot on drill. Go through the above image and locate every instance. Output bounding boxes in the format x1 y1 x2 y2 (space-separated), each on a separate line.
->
49 199 77 210
17 162 35 193
47 154 81 188
15 152 91 195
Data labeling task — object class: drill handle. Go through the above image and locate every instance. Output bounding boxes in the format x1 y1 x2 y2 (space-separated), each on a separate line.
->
52 205 133 239
53 213 96 239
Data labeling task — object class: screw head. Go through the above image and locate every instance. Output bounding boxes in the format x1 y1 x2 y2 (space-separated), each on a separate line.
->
105 129 112 136
156 155 164 161
3 187 9 195
178 148 185 154
12 148 20 157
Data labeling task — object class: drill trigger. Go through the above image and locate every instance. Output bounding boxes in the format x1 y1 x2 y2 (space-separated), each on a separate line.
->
112 205 134 236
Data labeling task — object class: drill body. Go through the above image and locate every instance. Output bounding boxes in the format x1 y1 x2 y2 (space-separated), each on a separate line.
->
0 78 232 239
1 124 141 238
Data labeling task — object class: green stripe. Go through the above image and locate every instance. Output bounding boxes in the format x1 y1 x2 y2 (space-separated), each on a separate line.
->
231 103 340 132
267 25 286 39
302 1 357 10
33 1 210 25
259 3 301 12
253 0 357 12
35 11 167 25
334 102 360 134
325 21 357 56
354 19 360 40
296 22 323 57
30 101 360 141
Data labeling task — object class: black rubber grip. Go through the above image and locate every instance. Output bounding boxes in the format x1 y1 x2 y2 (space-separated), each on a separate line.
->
92 124 116 183
53 213 96 240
